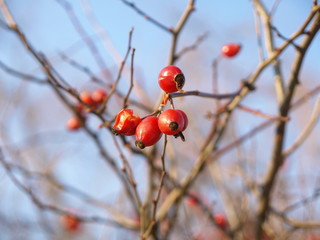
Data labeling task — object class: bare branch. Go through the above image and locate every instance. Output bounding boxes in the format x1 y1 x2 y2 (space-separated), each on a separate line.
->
123 48 135 108
255 10 320 239
98 28 133 113
121 0 171 33
174 32 208 62
0 60 46 84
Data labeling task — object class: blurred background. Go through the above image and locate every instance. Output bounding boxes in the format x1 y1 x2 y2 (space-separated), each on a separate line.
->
0 0 320 239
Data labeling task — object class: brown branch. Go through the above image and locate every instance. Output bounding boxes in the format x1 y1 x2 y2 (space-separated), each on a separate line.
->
60 53 152 112
123 48 135 108
255 10 320 239
0 4 142 216
0 149 131 229
169 89 240 100
168 0 196 64
98 28 133 113
155 6 320 224
238 104 290 121
271 208 320 229
121 0 172 33
253 0 285 104
8 161 140 229
0 60 46 84
174 32 208 61
142 135 168 239
55 0 112 80
113 135 142 211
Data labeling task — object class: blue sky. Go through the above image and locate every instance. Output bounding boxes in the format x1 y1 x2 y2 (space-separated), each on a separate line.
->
1 0 320 239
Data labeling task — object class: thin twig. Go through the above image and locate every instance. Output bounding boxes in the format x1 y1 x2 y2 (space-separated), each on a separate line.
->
0 60 46 84
238 104 290 121
255 10 320 239
0 150 129 229
123 48 135 108
169 89 240 100
113 135 142 209
283 97 320 157
174 32 208 61
55 0 112 80
252 5 265 61
253 0 285 104
8 161 140 229
60 53 152 112
142 135 168 239
121 0 171 33
98 28 134 113
168 0 196 64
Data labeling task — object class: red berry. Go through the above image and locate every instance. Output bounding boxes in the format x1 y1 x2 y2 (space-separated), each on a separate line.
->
92 89 107 104
158 65 185 93
158 109 185 135
221 43 241 57
112 109 141 136
80 91 95 106
186 192 200 207
67 117 82 131
213 213 227 228
174 109 188 132
135 116 163 149
61 214 81 232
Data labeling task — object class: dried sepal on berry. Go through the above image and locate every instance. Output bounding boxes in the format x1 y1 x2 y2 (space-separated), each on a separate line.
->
112 109 141 136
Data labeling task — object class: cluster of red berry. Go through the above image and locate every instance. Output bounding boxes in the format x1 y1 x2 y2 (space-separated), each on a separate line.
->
67 43 240 138
66 89 107 131
112 65 188 149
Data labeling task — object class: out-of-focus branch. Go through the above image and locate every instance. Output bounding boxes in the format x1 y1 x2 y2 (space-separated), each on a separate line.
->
283 97 320 157
255 9 320 239
0 0 15 28
98 28 133 113
0 2 141 216
121 0 171 33
60 53 152 112
227 4 320 112
238 104 290 122
8 161 140 229
0 60 46 84
142 135 168 239
168 0 196 65
123 48 135 108
0 150 132 229
80 0 123 64
174 32 208 62
55 0 112 80
253 6 265 61
271 208 320 229
283 188 320 213
155 5 320 224
253 0 285 104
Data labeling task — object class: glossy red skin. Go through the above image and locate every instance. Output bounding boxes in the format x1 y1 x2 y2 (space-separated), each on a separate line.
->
221 43 241 57
135 116 163 148
92 89 107 104
67 117 82 131
175 109 188 132
158 109 185 135
158 65 185 93
113 109 141 136
61 215 81 232
213 213 227 228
